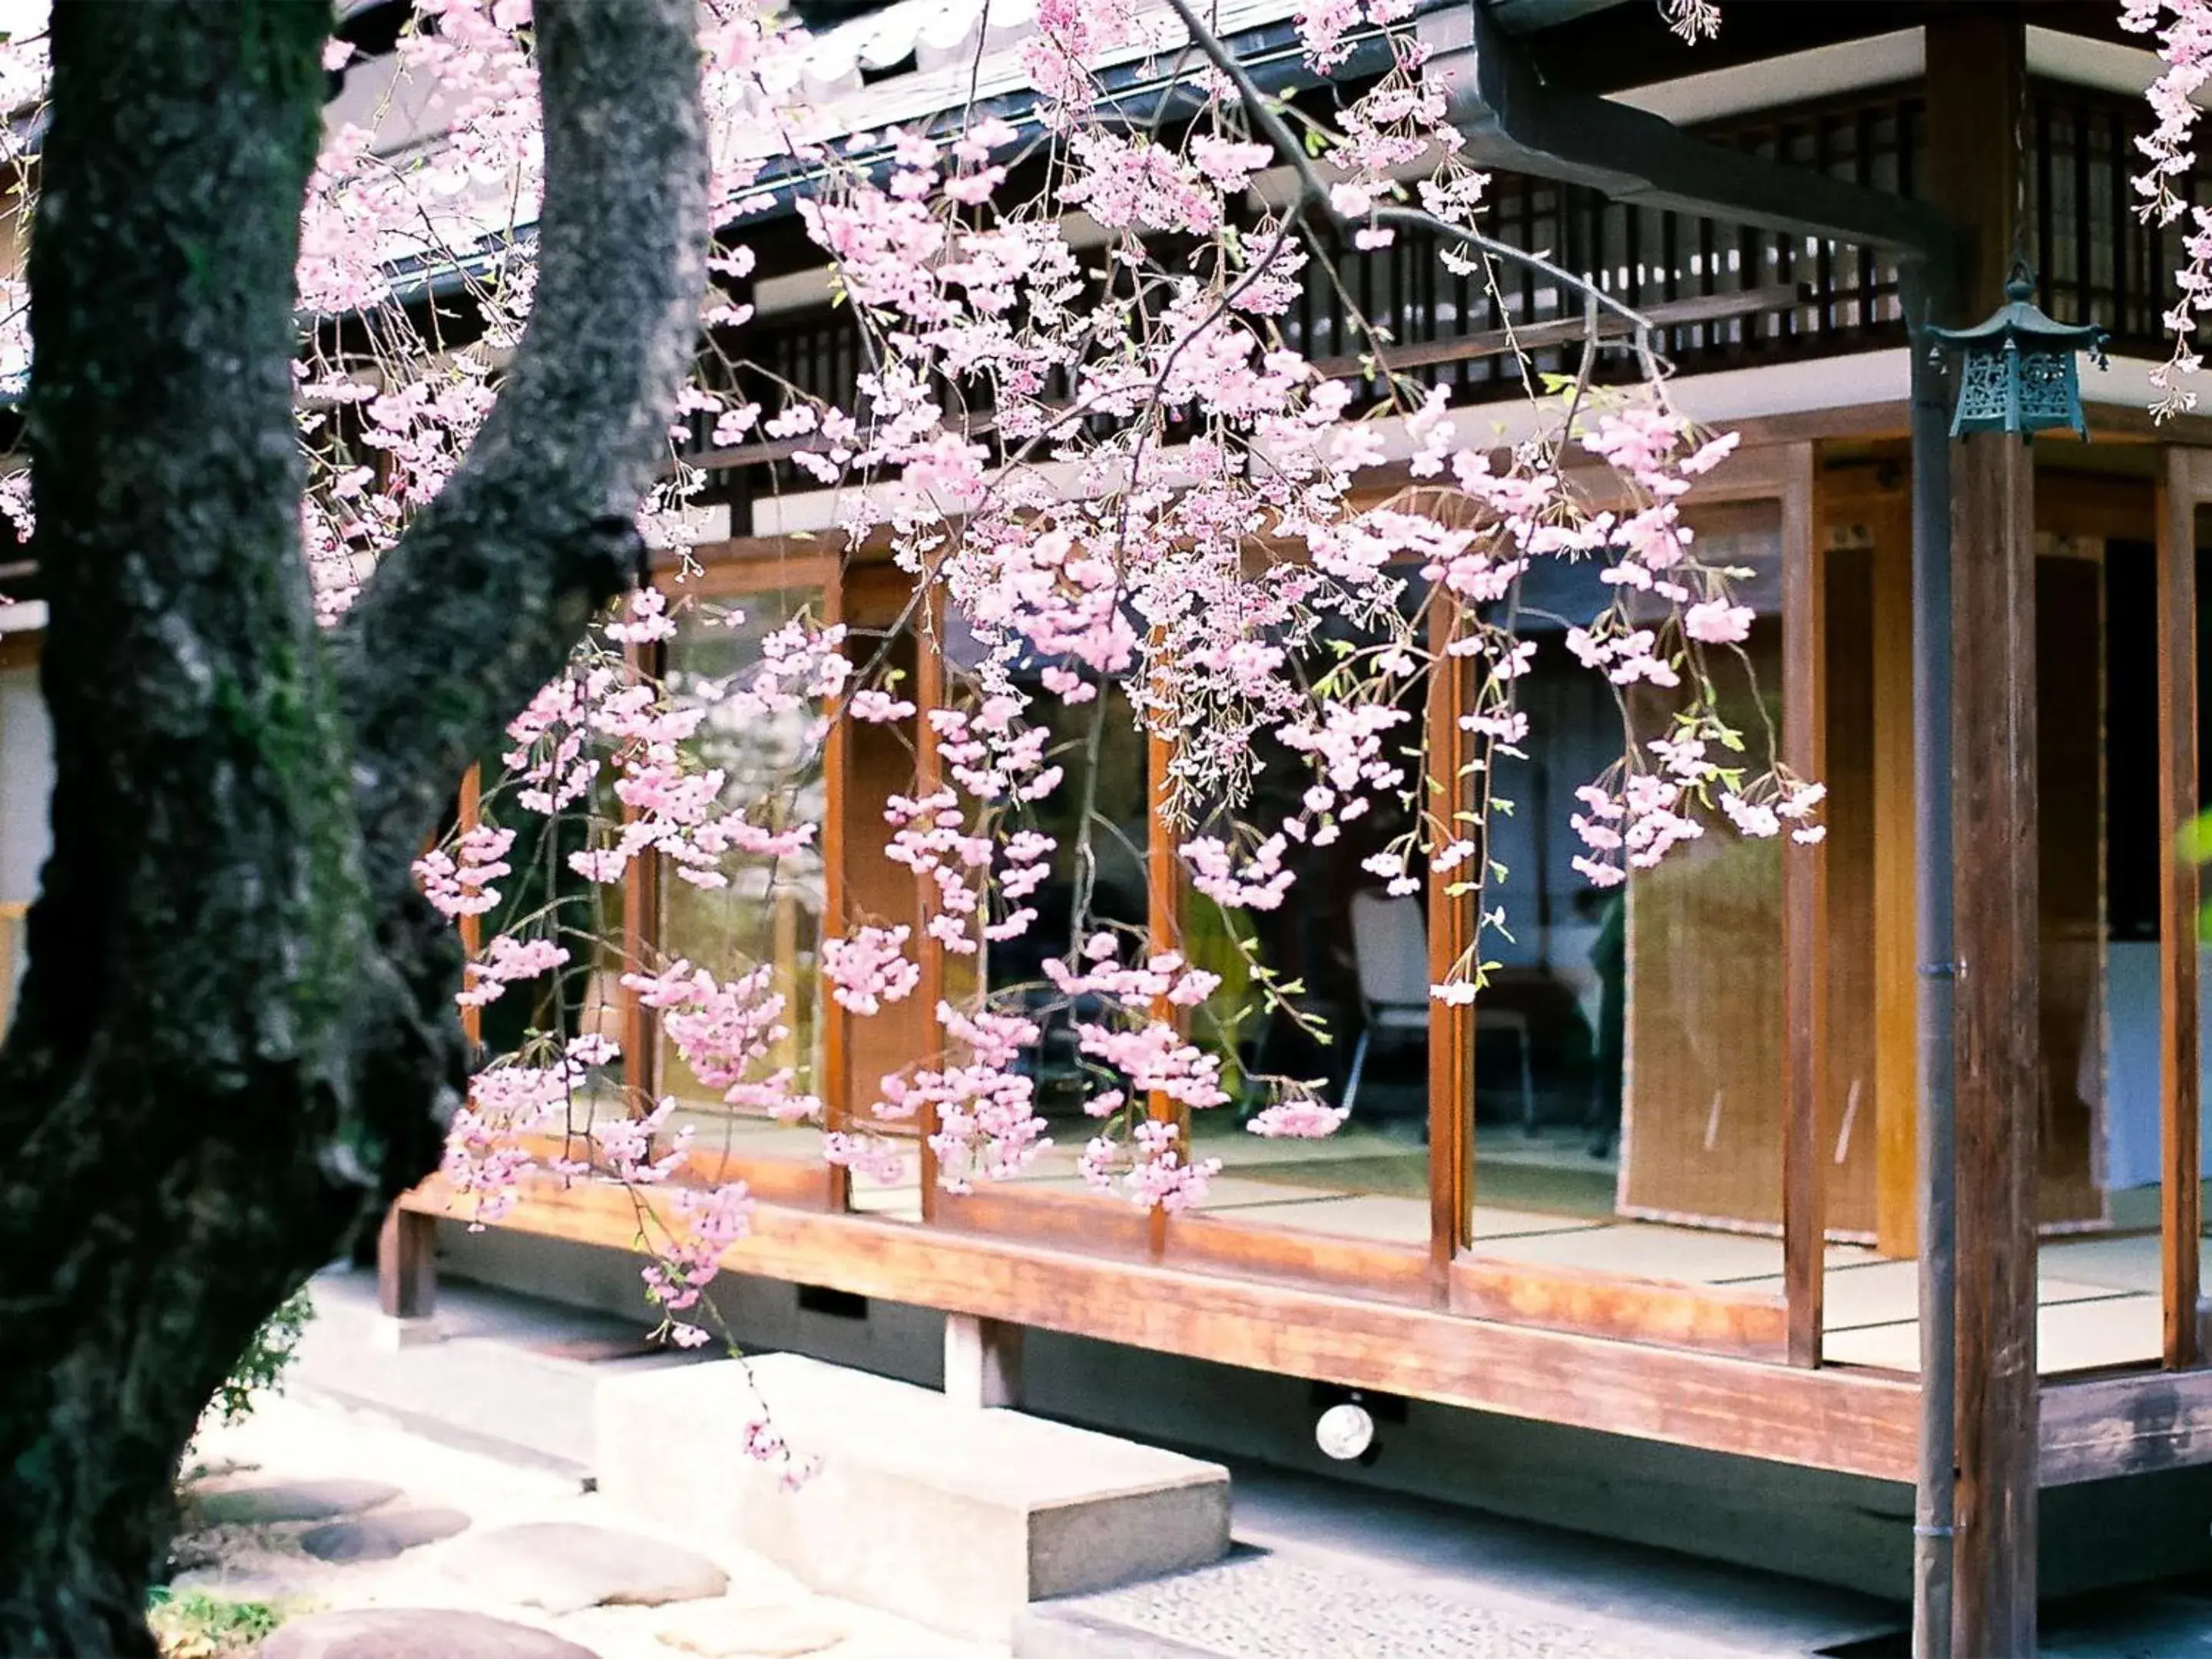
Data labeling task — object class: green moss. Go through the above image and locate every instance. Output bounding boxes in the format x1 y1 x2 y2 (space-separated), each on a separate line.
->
146 1589 284 1658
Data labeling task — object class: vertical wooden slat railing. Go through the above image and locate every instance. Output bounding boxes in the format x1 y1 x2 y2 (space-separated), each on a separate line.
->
1780 443 1828 1367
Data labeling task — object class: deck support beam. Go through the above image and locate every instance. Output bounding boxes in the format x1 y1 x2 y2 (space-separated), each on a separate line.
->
944 1313 1025 1409
375 1204 440 1347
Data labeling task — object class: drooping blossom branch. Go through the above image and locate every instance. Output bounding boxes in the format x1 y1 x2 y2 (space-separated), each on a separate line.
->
0 0 1802 1341
2124 0 2212 416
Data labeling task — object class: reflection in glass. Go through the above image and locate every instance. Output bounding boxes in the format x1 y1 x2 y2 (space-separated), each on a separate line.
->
656 586 826 1161
2018 525 2160 1375
977 679 1151 1147
1171 576 1436 1247
1468 502 1795 1284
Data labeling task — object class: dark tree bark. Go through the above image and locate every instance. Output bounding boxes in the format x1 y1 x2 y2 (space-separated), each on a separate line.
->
0 2 706 1651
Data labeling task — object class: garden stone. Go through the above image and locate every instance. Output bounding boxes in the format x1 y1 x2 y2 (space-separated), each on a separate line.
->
300 1506 472 1562
197 1479 400 1525
442 1521 729 1613
651 1598 850 1657
259 1608 598 1659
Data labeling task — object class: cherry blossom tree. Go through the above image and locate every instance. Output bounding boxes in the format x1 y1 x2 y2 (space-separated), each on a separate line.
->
0 0 704 1647
0 0 1854 1646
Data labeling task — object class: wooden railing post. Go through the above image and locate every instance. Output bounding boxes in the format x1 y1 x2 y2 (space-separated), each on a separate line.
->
375 1204 439 1344
2159 449 2202 1370
1426 592 1475 1283
1781 442 1827 1366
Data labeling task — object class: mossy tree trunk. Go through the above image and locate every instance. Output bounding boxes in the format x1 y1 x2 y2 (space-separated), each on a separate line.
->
0 2 706 1652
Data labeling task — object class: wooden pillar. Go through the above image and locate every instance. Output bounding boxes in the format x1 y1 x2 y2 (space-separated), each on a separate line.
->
914 582 946 1223
1926 15 2038 1654
457 763 484 1047
2158 452 2201 1369
622 640 661 1112
1426 594 1475 1280
1781 443 1827 1366
379 761 486 1330
1146 721 1179 1260
376 1205 438 1327
1949 432 2040 1657
1873 503 1921 1259
822 568 853 1212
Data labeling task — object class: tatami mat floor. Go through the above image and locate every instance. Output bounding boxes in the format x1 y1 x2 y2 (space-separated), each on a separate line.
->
670 1106 2185 1375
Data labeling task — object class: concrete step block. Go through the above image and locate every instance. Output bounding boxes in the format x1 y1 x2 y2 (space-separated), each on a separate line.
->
595 1353 1230 1642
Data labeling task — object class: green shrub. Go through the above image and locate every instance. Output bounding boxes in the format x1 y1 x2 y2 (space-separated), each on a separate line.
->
205 1287 313 1428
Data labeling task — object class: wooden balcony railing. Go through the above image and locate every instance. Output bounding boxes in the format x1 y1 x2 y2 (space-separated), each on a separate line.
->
682 78 2207 508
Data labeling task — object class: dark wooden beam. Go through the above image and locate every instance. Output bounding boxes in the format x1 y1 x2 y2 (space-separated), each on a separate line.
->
2159 450 2202 1371
1929 15 2040 1654
1948 426 2041 1659
2041 1367 2212 1485
376 1204 437 1323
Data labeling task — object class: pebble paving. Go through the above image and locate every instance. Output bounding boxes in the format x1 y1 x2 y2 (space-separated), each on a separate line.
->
1030 1550 1746 1659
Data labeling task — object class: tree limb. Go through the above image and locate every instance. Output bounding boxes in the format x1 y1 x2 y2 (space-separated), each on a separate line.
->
332 0 710 884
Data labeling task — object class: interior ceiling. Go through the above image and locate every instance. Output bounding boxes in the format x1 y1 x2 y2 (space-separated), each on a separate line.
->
1509 1 2148 98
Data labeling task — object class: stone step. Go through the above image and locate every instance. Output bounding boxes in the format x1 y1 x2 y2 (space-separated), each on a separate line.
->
595 1353 1230 1644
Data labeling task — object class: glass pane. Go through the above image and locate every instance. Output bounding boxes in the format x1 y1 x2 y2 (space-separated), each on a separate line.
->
2029 512 2162 1375
656 584 828 1165
1810 485 1923 1366
2037 538 2107 1231
1470 499 1802 1290
1820 531 1880 1243
1803 468 2175 1378
962 677 1154 1199
1171 574 1434 1249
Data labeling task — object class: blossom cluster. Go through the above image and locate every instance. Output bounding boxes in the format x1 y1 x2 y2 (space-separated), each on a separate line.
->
0 0 1918 1361
2123 1 2212 413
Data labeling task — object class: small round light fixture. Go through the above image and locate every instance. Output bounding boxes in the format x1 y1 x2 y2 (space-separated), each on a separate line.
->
1315 1399 1376 1462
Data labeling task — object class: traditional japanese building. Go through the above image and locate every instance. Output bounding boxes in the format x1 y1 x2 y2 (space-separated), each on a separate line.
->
5 2 2210 1652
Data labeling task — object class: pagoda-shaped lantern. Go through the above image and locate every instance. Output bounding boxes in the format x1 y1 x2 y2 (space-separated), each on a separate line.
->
1926 260 2109 440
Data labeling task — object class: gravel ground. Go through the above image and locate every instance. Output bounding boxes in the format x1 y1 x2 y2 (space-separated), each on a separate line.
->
1020 1545 1825 1659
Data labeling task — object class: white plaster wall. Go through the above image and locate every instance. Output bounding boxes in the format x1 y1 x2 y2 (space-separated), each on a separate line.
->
1 657 50 904
0 654 50 1023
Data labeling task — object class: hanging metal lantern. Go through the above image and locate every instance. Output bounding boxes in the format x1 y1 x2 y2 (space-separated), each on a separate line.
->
1926 261 2109 440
